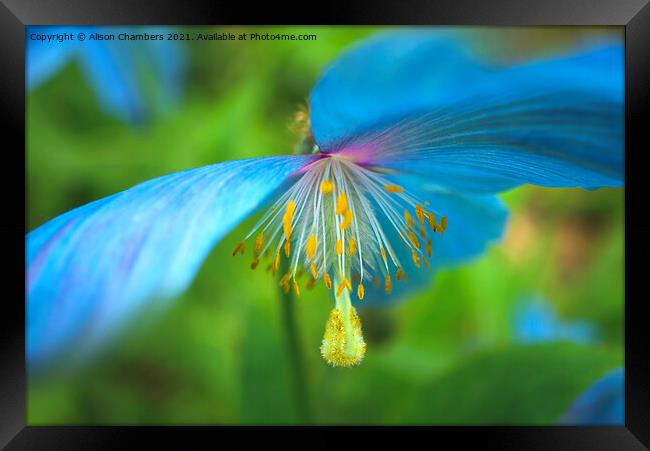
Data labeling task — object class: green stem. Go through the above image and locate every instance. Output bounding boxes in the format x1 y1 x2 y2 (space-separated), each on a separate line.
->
279 261 313 423
278 125 317 422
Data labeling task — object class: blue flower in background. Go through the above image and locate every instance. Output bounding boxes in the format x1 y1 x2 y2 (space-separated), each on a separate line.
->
559 368 624 424
27 26 186 124
26 30 624 373
513 296 599 345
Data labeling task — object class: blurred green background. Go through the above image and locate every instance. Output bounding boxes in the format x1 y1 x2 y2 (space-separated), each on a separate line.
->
27 26 623 424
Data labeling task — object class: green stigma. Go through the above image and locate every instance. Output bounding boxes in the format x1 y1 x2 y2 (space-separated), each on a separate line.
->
320 275 366 367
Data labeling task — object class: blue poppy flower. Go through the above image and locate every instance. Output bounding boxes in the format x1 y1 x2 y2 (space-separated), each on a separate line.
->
559 368 624 424
26 30 623 372
27 25 186 124
513 296 599 345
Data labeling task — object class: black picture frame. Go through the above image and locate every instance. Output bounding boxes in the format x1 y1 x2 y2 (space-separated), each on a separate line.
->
1 0 648 448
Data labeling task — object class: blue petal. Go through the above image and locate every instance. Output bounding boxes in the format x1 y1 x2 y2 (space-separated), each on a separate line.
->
76 29 149 124
144 29 187 109
358 179 508 306
559 368 624 425
27 155 314 373
26 26 76 89
513 296 598 345
78 26 187 123
311 31 623 193
310 30 489 149
26 26 187 125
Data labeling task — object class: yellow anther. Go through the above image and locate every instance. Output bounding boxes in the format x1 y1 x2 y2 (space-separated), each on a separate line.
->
416 204 425 223
284 240 291 257
254 232 264 256
422 255 430 269
283 217 292 240
336 237 344 255
380 247 387 262
344 277 352 291
384 184 404 193
282 200 296 240
427 212 439 231
396 267 404 281
324 272 332 289
419 224 427 239
336 280 348 297
286 199 296 215
310 263 318 279
412 250 421 268
274 252 281 271
404 210 415 229
320 179 334 194
440 216 448 231
232 241 245 256
251 258 259 270
408 231 421 249
293 280 301 297
426 238 433 258
279 273 291 286
340 209 354 231
335 193 348 214
305 234 317 260
385 275 392 295
357 283 365 300
348 238 357 256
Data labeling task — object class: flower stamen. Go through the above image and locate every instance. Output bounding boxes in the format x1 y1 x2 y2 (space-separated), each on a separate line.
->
305 234 317 260
384 184 404 193
232 241 245 256
233 153 448 367
320 179 334 194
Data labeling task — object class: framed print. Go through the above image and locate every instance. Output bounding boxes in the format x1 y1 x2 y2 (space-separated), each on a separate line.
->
1 0 649 448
